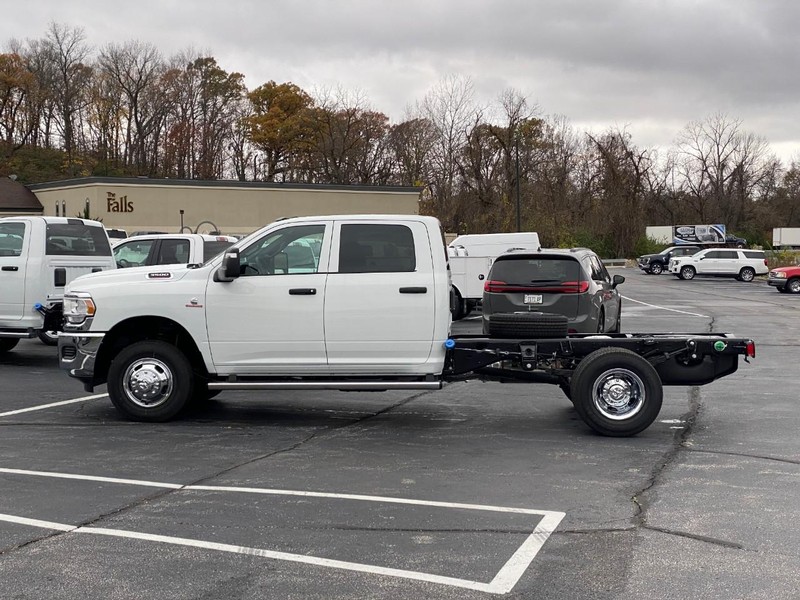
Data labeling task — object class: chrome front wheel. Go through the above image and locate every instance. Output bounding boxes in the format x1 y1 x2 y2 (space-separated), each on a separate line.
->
122 358 174 408
108 340 194 421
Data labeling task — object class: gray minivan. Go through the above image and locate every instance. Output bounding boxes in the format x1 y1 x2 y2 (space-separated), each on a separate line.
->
482 248 625 334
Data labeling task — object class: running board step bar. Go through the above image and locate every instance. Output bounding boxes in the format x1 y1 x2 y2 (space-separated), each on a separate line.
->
207 381 443 391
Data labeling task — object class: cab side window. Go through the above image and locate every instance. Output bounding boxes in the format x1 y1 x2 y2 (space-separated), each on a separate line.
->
239 225 324 276
0 223 25 257
114 239 155 267
338 224 416 273
157 239 190 265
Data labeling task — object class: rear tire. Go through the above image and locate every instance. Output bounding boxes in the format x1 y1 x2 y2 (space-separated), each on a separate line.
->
738 267 755 282
451 290 465 321
570 347 663 437
0 338 20 354
488 312 569 338
107 340 194 422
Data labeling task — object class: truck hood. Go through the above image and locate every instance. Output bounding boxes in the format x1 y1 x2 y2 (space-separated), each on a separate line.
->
67 264 197 291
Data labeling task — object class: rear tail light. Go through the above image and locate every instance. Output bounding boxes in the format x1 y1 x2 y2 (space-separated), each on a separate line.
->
764 259 768 266
560 280 590 293
484 280 590 293
484 280 509 293
746 340 756 358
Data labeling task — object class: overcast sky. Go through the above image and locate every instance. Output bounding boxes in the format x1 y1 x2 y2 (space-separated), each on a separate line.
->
3 0 799 163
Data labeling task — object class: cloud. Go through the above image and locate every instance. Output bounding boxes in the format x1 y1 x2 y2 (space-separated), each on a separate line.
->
2 0 799 161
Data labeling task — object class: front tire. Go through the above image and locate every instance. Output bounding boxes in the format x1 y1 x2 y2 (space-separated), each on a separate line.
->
649 262 663 275
0 338 20 354
738 267 756 282
788 278 800 294
107 340 194 422
570 348 663 437
680 266 696 280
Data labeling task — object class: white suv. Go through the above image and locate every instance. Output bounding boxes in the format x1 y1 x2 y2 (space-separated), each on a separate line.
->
669 248 768 281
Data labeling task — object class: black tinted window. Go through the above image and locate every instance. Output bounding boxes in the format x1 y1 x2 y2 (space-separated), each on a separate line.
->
338 224 415 273
743 251 764 259
718 251 738 259
203 240 235 261
45 223 111 256
490 256 582 284
157 239 190 264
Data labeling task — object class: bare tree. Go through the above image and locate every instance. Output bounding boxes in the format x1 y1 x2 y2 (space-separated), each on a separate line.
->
42 23 92 174
417 75 478 231
98 40 167 174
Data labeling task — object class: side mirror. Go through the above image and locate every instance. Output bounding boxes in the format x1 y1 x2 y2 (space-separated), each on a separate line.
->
612 274 625 288
215 248 240 282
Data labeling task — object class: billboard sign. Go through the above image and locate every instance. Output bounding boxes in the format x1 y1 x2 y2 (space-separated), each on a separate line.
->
673 224 726 245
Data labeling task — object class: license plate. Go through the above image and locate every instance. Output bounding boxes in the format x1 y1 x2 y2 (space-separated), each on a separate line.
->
524 294 543 304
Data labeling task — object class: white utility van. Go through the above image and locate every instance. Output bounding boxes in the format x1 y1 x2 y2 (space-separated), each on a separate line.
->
0 216 116 352
448 232 540 319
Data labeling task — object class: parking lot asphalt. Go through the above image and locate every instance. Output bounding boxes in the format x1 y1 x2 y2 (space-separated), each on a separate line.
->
1 268 799 599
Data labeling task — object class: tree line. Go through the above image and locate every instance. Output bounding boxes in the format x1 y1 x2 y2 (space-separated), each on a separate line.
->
2 23 799 256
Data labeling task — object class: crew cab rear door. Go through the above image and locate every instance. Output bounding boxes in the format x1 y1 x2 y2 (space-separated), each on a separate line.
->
0 220 29 321
324 220 436 368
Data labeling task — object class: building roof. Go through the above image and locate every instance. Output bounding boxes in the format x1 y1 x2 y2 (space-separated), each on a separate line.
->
0 177 43 212
28 176 422 194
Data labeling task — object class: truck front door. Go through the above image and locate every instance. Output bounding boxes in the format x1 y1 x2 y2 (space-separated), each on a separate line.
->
324 220 436 369
205 222 330 373
0 221 29 322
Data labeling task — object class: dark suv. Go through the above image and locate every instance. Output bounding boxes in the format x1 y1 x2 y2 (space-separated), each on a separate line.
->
637 245 701 275
482 248 625 334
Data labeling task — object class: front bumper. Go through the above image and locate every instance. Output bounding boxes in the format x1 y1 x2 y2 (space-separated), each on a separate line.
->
767 277 786 288
58 332 105 389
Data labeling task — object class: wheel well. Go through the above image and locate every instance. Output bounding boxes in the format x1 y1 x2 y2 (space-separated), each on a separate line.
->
94 316 208 386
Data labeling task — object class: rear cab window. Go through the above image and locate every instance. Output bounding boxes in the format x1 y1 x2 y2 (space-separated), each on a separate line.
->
45 222 111 256
202 240 235 262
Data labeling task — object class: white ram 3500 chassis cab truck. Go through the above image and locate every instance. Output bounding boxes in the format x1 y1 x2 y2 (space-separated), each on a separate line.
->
58 215 755 436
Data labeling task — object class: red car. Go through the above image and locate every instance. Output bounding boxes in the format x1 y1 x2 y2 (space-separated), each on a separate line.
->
768 266 800 293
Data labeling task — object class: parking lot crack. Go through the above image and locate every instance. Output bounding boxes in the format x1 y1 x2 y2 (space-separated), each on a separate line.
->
631 386 703 529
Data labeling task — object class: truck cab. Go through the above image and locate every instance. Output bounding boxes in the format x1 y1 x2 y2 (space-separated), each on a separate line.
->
59 215 451 419
0 217 115 352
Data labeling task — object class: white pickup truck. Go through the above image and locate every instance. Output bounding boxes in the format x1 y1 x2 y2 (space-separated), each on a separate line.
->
0 216 116 351
58 214 755 436
112 233 238 269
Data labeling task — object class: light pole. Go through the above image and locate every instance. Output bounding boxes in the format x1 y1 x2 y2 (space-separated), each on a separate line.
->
180 209 184 233
515 137 521 232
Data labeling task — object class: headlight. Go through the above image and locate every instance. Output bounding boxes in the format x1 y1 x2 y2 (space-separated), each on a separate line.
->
63 293 96 324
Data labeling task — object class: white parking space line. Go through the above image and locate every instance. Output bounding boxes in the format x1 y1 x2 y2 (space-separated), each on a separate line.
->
0 393 108 418
0 467 565 594
621 295 709 318
0 468 182 489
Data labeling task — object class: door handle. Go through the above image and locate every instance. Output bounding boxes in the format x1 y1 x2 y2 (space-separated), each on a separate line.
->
1 266 18 272
399 286 427 294
289 288 317 295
